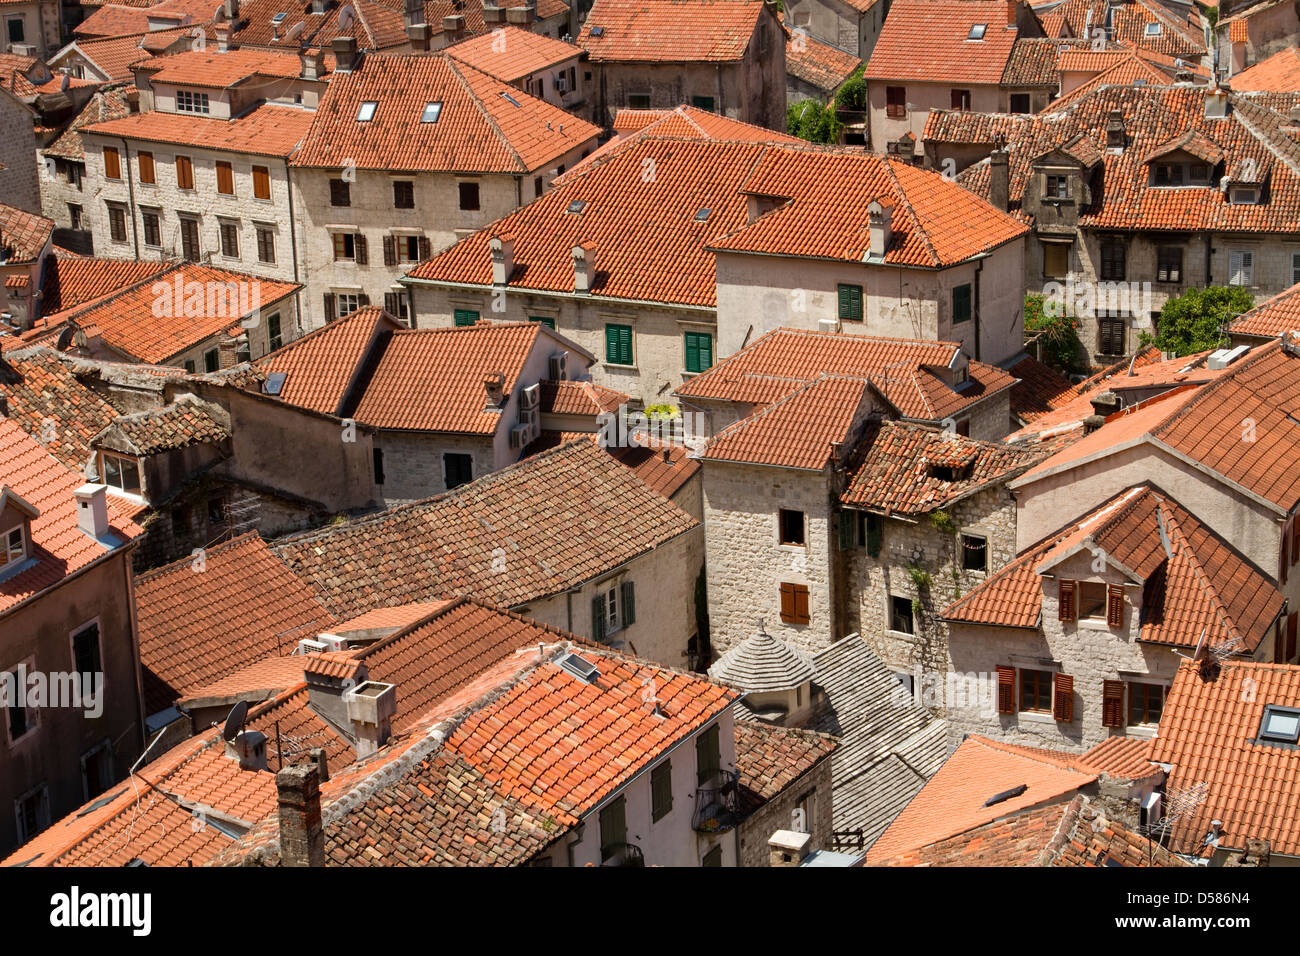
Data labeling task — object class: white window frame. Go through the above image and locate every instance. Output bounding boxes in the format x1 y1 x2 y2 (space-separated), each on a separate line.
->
605 583 621 635
1229 249 1255 287
100 450 142 498
336 291 361 316
175 89 210 114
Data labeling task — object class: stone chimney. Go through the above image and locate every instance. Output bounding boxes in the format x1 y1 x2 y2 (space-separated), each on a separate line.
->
769 829 812 866
507 0 536 26
225 729 268 770
215 23 230 51
331 35 358 73
1006 0 1018 28
572 242 598 292
222 0 238 18
408 22 431 50
310 747 330 784
1206 86 1229 120
1105 109 1125 150
344 680 397 757
300 49 321 80
483 0 505 23
276 763 324 867
867 199 893 259
1083 390 1119 433
490 234 515 285
989 148 1010 212
441 14 465 41
483 371 506 409
74 484 110 540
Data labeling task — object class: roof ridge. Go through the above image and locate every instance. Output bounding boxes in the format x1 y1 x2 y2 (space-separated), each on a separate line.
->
444 56 527 173
883 153 941 268
971 735 1101 775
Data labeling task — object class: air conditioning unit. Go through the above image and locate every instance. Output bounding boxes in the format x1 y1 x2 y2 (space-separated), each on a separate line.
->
520 383 540 410
510 423 532 449
297 638 327 655
818 318 840 334
548 352 567 380
555 73 569 92
316 632 348 653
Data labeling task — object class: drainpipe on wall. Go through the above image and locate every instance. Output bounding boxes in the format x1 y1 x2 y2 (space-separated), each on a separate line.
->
284 157 303 334
118 136 139 259
973 255 984 362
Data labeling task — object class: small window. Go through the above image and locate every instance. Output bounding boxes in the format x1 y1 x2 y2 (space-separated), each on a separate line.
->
628 93 651 109
1230 187 1259 205
950 88 971 111
1291 251 1300 286
1259 705 1300 744
961 534 987 571
1042 242 1069 279
107 204 126 243
837 283 863 322
444 452 473 489
0 526 25 568
1100 240 1126 281
968 23 986 40
215 160 234 195
373 447 385 485
421 101 442 123
693 208 711 222
1128 682 1165 727
14 785 49 844
889 595 914 634
952 283 972 324
6 16 24 43
598 795 627 860
329 178 350 207
1077 581 1107 619
684 331 712 373
778 508 805 546
1154 164 1184 187
1098 317 1126 356
499 91 522 108
256 226 276 264
1189 164 1209 184
393 180 414 209
204 348 220 373
101 452 141 495
1009 93 1031 114
68 203 83 229
184 360 196 373
71 622 101 681
528 315 555 329
780 582 810 625
356 100 378 122
252 164 271 200
1144 22 1161 35
458 182 480 211
1157 246 1183 283
651 760 673 821
453 308 478 327
695 723 720 785
266 312 282 351
605 323 633 365
1020 669 1053 713
1229 249 1254 286
332 232 357 261
176 90 210 114
886 86 906 119
1046 175 1069 199
219 221 239 258
691 95 714 112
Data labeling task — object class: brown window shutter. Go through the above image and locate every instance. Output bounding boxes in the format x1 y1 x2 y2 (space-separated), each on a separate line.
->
323 293 335 323
176 155 193 190
103 146 120 179
138 151 154 184
779 583 795 623
1101 680 1124 728
1292 519 1299 564
354 233 368 265
216 161 233 194
418 236 432 260
1106 584 1124 628
252 165 270 199
1053 673 1074 722
794 585 810 624
1283 534 1290 585
1058 579 1075 621
996 666 1016 714
383 234 396 266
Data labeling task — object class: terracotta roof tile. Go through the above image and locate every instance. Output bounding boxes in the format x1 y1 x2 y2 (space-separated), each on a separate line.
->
734 722 836 814
93 395 231 455
0 201 53 263
72 30 192 80
1223 44 1300 93
84 101 316 158
39 253 165 313
539 378 627 415
1002 36 1077 87
178 654 313 705
229 0 410 49
1081 735 1159 779
335 600 452 632
603 439 700 499
446 25 581 83
865 0 1025 86
1008 354 1076 422
259 306 401 415
786 32 861 92
577 0 766 62
1231 279 1300 339
137 46 329 87
1045 0 1205 57
0 348 121 471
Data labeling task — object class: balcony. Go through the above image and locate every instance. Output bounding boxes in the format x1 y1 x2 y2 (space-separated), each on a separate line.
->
599 842 644 867
693 769 741 833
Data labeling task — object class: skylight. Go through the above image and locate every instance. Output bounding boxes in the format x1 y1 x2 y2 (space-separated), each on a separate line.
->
421 101 442 123
1144 22 1162 35
567 199 587 214
1259 705 1300 744
968 23 986 40
500 91 522 107
356 100 377 122
694 207 711 222
558 653 600 683
264 371 287 396
271 11 287 24
590 25 604 37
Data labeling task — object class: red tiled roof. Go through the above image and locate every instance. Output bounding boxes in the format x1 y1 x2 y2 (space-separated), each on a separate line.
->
134 531 337 713
786 31 862 92
604 439 701 500
865 735 1099 863
0 201 53 263
676 327 1017 422
334 600 452 632
446 25 581 83
577 0 766 63
842 421 1045 513
39 253 165 314
539 378 627 416
0 418 141 616
93 396 231 455
136 46 329 87
1081 735 1159 779
734 722 837 814
178 654 312 705
1046 0 1205 57
1231 45 1300 92
290 53 600 173
0 349 121 471
1231 280 1300 339
1002 36 1075 87
1008 354 1076 423
69 30 191 80
83 101 316 158
865 0 1025 86
272 438 698 618
229 0 408 50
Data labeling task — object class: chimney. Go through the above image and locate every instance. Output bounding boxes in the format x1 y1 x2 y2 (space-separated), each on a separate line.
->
310 747 329 784
507 2 535 26
1006 0 1017 28
225 729 268 770
331 35 358 72
310 0 327 12
483 370 505 409
344 680 397 757
407 22 431 50
299 49 321 80
1206 87 1229 120
768 829 812 867
276 763 324 867
572 242 598 292
74 484 110 539
867 199 893 259
304 657 367 731
489 234 515 285
440 14 464 41
222 0 238 18
1089 390 1120 419
1105 110 1125 150
483 0 505 24
989 148 1009 212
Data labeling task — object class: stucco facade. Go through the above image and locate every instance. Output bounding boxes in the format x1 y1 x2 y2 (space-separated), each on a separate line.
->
0 0 61 59
785 0 886 61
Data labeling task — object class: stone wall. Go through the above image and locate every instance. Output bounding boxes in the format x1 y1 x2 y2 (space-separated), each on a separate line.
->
374 430 496 504
737 743 834 867
1 91 39 215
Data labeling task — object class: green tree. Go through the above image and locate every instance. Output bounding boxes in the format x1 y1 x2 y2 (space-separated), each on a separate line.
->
1024 292 1083 372
833 67 867 112
1147 286 1253 357
787 99 841 144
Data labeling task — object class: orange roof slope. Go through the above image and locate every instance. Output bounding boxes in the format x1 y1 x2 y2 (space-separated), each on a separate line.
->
1150 661 1300 857
578 0 765 62
0 418 141 616
290 53 599 173
136 46 326 87
1231 280 1300 339
39 254 166 314
786 31 862 92
83 101 316 158
865 735 1099 862
1082 735 1158 779
1231 45 1300 92
1044 0 1204 57
1008 354 1076 423
446 25 581 82
675 328 1017 422
0 202 53 263
72 30 190 80
865 0 1025 85
134 531 336 713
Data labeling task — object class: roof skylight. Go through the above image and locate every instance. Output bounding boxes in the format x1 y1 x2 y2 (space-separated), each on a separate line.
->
1144 22 1162 35
567 199 587 214
356 100 377 122
694 207 711 222
421 101 442 123
1259 705 1300 744
968 23 987 40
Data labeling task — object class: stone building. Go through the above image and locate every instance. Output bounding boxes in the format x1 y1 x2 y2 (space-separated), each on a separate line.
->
0 202 53 330
0 85 39 216
576 0 786 130
733 722 837 867
785 29 861 107
784 0 885 63
1217 0 1300 76
0 0 62 59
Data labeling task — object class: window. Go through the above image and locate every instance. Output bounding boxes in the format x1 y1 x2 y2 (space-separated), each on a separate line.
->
837 283 863 322
961 534 987 571
0 526 24 569
82 742 113 801
453 308 478 327
102 146 121 180
1157 245 1183 283
1097 317 1126 356
252 165 271 200
138 150 155 184
101 452 141 495
393 180 414 209
215 161 234 195
184 360 196 373
779 508 805 546
267 312 282 350
1259 705 1300 744
1292 251 1300 286
1154 163 1184 187
528 315 555 329
1144 21 1161 35
889 595 914 634
180 217 200 260
1020 669 1053 713
175 155 194 190
684 331 712 373
176 89 210 114
952 283 972 324
68 203 82 230
14 786 49 844
651 760 672 821
701 844 723 867
886 86 906 119
7 16 24 43
356 100 378 122
219 221 239 258
332 232 356 261
71 622 101 683
444 452 473 489
1229 249 1254 286
1099 240 1126 280
598 795 627 859
458 182 480 211
1042 242 1068 279
204 348 220 373
107 204 126 243
334 292 361 318
1129 682 1165 727
967 22 986 39
256 226 276 264
534 175 543 197
6 664 34 742
372 447 385 485
605 323 633 365
1045 174 1068 199
779 582 810 625
329 178 350 206
385 292 411 324
1077 581 1107 619
420 101 442 123
691 95 715 111
628 93 651 109
1189 164 1209 184
391 234 421 264
950 88 971 111
1009 93 1031 114
695 723 720 785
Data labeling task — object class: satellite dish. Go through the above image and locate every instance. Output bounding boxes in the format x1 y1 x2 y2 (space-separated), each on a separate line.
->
338 3 354 29
221 700 249 741
286 20 305 40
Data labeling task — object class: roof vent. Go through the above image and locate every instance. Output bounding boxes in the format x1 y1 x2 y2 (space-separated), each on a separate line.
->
982 783 1028 807
558 652 599 682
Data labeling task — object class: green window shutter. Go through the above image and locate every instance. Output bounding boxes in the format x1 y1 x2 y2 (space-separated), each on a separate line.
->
592 593 607 642
837 284 862 322
599 796 626 855
838 512 856 550
621 580 636 626
700 333 712 370
684 332 713 373
695 724 720 785
453 309 478 327
953 283 972 324
606 323 632 364
529 315 555 329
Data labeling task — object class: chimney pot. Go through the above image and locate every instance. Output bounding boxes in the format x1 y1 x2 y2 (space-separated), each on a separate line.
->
407 22 432 50
572 242 598 292
276 763 324 866
74 483 110 540
483 0 505 23
867 199 893 259
768 829 812 866
989 149 1010 212
1105 109 1125 150
343 680 397 757
484 371 506 409
489 234 515 285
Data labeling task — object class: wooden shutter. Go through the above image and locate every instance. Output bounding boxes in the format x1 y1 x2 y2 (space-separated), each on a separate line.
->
1058 579 1075 621
354 233 368 265
418 236 432 259
138 151 155 184
996 665 1016 714
103 146 120 180
838 284 862 322
252 165 270 199
793 585 810 624
1283 533 1289 585
838 512 855 550
176 155 193 190
1292 518 1299 564
1101 680 1124 728
382 235 396 266
323 293 335 323
1053 673 1074 722
591 593 606 641
1106 584 1124 628
216 161 234 194
620 580 636 627
779 583 796 623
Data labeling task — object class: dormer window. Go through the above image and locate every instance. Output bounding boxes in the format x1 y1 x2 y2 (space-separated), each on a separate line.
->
1259 705 1300 745
968 23 986 39
1046 174 1069 199
356 101 378 122
1154 163 1184 186
1230 186 1260 204
1189 164 1210 184
928 462 972 482
176 90 210 114
100 452 142 497
0 525 25 570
